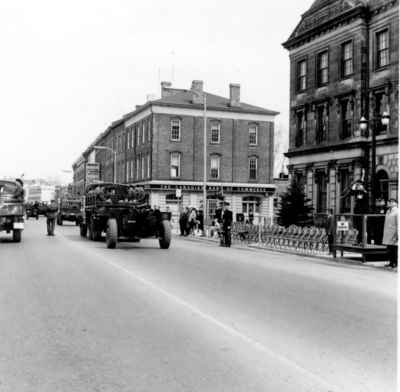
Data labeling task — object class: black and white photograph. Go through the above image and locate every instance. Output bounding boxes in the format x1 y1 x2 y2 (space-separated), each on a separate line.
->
0 0 398 391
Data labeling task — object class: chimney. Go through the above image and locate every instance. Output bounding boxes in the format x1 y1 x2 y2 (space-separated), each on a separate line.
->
161 81 172 98
191 80 204 104
229 83 240 107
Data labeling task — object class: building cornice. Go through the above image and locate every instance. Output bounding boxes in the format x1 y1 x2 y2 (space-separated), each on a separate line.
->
285 136 398 158
283 6 366 50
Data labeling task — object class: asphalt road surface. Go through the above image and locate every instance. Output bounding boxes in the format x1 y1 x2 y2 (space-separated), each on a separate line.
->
0 219 396 392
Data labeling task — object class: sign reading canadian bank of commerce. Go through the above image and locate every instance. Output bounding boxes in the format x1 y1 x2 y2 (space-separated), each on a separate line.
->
86 163 100 185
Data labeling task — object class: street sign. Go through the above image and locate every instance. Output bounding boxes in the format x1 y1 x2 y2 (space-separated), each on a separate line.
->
176 188 182 198
337 221 349 231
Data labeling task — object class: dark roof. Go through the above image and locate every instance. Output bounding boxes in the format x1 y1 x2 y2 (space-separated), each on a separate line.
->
124 88 279 119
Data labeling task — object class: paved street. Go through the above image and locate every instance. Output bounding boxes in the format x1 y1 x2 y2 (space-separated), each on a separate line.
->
0 218 396 392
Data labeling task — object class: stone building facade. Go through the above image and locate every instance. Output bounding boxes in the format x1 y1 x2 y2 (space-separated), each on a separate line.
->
283 0 398 214
74 81 279 224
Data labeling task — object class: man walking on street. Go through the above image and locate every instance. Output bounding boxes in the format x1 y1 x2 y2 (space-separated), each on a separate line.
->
46 200 58 236
221 202 233 247
383 198 398 268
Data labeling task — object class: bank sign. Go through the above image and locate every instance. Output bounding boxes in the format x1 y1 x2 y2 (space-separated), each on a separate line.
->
85 163 100 185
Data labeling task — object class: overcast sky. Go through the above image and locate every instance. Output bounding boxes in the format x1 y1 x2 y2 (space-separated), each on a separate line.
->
0 0 312 182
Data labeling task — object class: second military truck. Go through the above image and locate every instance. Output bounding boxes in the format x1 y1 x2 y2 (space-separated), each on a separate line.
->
80 183 171 249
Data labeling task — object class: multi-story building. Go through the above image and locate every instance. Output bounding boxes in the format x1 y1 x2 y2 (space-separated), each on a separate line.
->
75 81 279 223
283 0 398 214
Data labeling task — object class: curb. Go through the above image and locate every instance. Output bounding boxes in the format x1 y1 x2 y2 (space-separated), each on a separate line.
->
175 235 394 271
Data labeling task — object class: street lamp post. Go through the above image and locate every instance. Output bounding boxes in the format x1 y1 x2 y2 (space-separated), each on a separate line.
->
202 94 207 226
359 111 390 211
191 90 208 228
94 145 117 184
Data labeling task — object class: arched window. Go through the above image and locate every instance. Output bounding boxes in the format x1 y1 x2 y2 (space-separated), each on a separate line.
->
376 169 389 203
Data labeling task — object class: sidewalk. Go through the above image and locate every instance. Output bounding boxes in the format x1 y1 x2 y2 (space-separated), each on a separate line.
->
175 234 394 271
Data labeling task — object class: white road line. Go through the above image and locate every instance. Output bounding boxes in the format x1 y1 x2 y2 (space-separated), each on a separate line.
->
61 231 341 392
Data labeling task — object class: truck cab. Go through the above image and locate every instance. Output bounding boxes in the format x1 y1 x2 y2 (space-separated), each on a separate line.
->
0 180 25 242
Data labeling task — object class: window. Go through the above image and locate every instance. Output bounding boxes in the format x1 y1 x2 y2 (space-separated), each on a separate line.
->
340 99 352 139
142 122 146 144
210 123 220 143
141 155 145 179
126 162 129 182
242 196 261 222
317 51 329 86
316 172 327 213
341 41 353 77
126 130 130 150
376 29 389 68
249 125 258 145
170 119 181 141
170 152 181 178
315 105 326 144
147 120 151 142
136 125 140 146
373 91 387 134
147 154 151 178
339 169 351 213
136 156 140 180
210 156 220 179
297 60 307 91
131 129 134 149
295 111 305 147
249 157 258 180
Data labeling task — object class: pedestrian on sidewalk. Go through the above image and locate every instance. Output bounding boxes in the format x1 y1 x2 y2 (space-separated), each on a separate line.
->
325 209 336 255
383 198 398 268
221 202 233 247
179 207 188 236
46 200 58 236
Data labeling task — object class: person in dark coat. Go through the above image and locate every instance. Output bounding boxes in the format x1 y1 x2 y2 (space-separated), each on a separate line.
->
383 198 398 268
221 202 233 247
325 209 336 255
46 200 58 236
179 207 189 236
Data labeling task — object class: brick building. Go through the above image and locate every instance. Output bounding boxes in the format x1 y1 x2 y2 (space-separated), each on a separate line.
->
283 0 398 214
75 81 279 223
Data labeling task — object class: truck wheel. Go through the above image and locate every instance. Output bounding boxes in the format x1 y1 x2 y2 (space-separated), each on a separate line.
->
159 220 171 249
80 224 87 238
106 218 118 249
13 229 22 243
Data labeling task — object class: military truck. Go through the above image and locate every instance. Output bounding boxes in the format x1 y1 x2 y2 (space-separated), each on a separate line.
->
80 183 171 249
0 180 25 242
57 198 82 226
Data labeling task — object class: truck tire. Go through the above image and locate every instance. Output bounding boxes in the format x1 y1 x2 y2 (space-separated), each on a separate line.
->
80 223 87 238
13 229 22 243
159 220 171 249
106 218 118 249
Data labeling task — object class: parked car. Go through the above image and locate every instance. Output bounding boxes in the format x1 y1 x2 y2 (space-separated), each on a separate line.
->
80 183 171 249
0 180 25 242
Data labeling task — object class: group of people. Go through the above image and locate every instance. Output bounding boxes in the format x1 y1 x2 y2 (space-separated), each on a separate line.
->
179 207 204 236
179 202 233 247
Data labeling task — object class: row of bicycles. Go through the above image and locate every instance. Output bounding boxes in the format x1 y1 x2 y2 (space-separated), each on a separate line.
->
231 223 338 255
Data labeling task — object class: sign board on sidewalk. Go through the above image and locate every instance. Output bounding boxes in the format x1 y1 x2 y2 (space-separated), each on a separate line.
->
337 221 349 231
176 188 182 198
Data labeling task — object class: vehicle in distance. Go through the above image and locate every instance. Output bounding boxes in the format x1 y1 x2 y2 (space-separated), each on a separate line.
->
57 198 82 226
0 180 25 242
80 183 171 249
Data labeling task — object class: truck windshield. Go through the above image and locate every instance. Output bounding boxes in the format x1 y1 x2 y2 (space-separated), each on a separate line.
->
0 181 23 202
